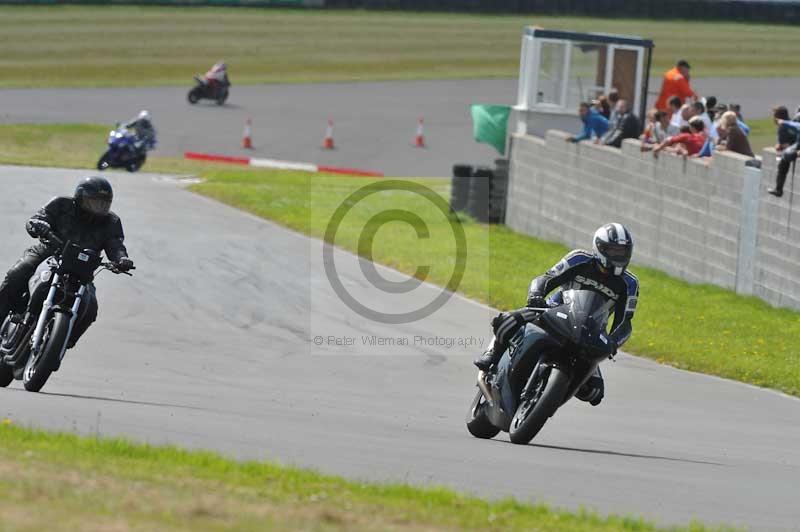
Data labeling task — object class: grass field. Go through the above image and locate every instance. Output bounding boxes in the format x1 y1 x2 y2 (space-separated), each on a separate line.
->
0 122 798 396
0 6 798 88
0 422 721 532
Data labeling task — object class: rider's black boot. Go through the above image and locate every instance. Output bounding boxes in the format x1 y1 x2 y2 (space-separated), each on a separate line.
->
474 346 501 371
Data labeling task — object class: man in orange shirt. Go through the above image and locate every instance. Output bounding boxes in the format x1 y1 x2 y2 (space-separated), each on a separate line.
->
655 60 697 112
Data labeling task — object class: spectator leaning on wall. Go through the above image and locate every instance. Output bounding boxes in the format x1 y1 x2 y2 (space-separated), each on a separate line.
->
607 89 621 127
566 102 609 143
655 59 698 112
669 103 696 136
705 96 718 121
716 111 754 158
769 106 800 197
593 95 611 119
693 101 718 142
651 117 706 158
602 99 641 148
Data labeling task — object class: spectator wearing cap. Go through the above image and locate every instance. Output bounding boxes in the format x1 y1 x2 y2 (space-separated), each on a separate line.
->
602 99 641 148
566 102 609 143
653 117 706 158
769 106 800 197
655 59 698 112
716 111 754 158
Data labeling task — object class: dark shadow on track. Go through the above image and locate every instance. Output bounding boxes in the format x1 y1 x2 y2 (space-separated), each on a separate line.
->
187 102 243 109
10 389 210 411
526 442 725 466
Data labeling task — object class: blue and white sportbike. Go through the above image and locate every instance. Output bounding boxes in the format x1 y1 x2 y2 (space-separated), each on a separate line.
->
97 125 150 172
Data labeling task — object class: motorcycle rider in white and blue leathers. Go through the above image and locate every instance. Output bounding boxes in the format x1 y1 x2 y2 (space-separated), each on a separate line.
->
474 223 639 406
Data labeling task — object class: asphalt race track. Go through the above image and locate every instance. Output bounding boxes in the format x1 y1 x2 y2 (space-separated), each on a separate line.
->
1 166 799 530
1 76 797 177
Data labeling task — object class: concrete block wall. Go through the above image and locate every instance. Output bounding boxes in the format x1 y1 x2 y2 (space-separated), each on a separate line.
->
753 148 800 309
507 131 758 298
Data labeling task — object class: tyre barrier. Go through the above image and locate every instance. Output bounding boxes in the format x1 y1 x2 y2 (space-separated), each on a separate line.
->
450 161 509 224
467 166 493 223
450 164 472 213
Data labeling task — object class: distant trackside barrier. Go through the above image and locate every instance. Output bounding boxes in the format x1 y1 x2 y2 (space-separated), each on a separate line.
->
184 151 384 177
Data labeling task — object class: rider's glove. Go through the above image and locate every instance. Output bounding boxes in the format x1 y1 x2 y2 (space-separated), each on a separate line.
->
526 294 547 309
608 338 618 357
29 219 52 238
115 257 134 272
491 307 540 346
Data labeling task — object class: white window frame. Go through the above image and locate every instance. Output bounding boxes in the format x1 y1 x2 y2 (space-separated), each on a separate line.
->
517 36 646 115
522 38 572 112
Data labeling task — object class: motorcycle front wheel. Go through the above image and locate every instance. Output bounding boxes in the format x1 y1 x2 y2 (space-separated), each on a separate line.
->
23 313 69 392
97 151 112 171
465 388 500 439
508 366 569 445
187 88 201 104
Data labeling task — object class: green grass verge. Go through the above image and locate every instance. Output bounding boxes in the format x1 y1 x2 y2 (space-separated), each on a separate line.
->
0 6 798 88
192 170 800 397
745 117 777 153
0 422 723 531
0 122 798 396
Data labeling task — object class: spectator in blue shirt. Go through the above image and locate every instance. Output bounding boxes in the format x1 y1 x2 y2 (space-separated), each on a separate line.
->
737 119 750 136
567 102 609 143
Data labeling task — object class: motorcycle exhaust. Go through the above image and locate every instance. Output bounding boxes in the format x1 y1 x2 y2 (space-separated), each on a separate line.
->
477 370 495 408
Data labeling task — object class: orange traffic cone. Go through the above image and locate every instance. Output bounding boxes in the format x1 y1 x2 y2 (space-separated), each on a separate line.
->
414 116 425 148
242 118 253 149
322 119 335 150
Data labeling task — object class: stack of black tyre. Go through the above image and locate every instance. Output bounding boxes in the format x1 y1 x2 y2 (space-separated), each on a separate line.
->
450 159 508 224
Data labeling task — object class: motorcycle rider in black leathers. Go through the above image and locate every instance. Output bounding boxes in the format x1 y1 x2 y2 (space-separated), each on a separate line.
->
0 176 134 348
474 223 639 406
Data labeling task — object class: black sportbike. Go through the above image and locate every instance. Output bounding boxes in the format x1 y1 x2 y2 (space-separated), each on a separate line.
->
187 76 229 105
466 289 616 444
0 234 133 392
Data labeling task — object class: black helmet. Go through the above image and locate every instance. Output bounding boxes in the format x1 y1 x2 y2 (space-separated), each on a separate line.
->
74 176 113 217
593 223 633 276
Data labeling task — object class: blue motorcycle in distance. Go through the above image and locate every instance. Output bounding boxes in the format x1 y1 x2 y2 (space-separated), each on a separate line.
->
97 125 150 172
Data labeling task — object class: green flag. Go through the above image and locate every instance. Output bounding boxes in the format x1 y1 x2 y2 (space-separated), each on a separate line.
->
470 104 511 155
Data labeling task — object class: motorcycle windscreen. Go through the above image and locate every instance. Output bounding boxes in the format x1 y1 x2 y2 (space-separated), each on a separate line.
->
540 289 614 354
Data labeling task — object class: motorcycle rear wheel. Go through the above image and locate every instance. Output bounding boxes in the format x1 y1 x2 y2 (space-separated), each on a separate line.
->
466 388 501 439
23 313 69 392
216 89 228 105
127 152 146 172
508 366 569 445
